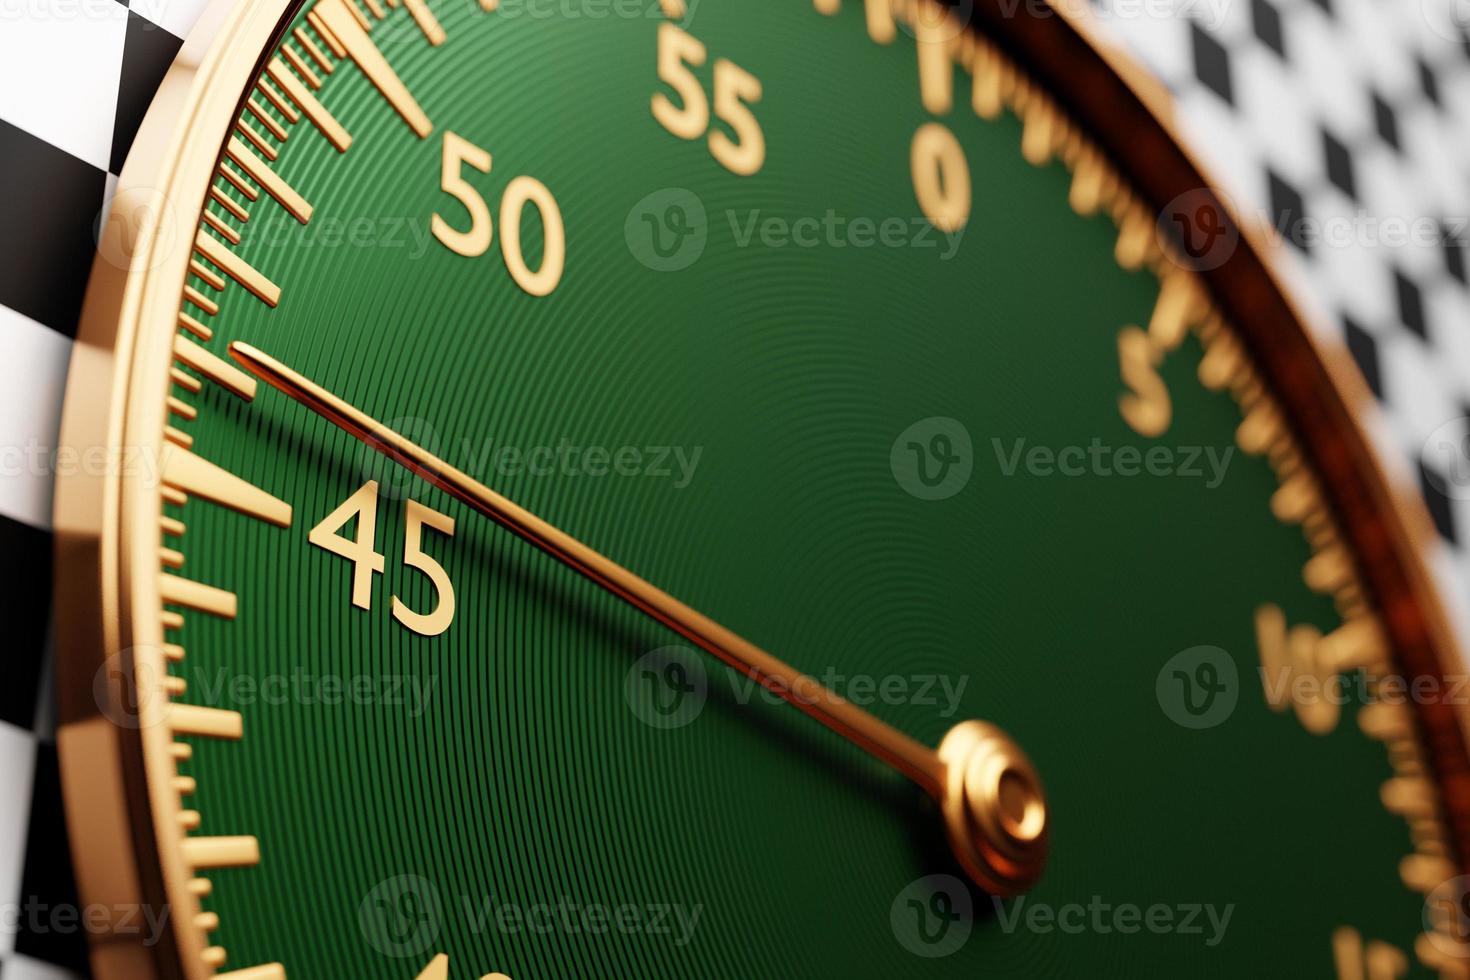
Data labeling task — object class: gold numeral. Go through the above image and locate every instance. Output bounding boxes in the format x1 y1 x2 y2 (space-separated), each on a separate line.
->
310 482 457 636
416 952 511 980
910 122 969 232
1117 325 1171 437
1332 926 1408 980
432 131 493 258
392 500 457 636
1255 603 1337 735
652 23 766 175
431 131 566 295
309 480 385 610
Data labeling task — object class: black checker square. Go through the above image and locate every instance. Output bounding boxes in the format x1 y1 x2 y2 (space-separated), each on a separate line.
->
0 120 106 337
1191 23 1234 105
1342 315 1383 399
1267 169 1311 253
0 515 53 733
10 743 90 974
109 12 185 174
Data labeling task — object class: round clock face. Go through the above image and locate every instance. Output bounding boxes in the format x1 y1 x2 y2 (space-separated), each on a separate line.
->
52 0 1470 976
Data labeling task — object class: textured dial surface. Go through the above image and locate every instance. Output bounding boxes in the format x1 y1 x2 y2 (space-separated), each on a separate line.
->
134 0 1441 975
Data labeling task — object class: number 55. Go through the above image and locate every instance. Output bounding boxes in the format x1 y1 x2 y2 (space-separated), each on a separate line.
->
651 22 766 176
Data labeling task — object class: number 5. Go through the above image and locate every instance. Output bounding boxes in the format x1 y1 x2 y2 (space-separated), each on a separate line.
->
431 131 493 258
651 22 708 140
392 500 456 637
708 60 763 176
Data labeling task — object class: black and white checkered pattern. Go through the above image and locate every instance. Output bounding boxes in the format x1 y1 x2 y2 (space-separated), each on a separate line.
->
0 0 1468 977
0 0 211 975
1089 0 1470 636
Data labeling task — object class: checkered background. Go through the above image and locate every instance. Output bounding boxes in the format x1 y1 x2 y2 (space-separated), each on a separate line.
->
1 0 1469 976
1090 0 1470 636
0 0 213 975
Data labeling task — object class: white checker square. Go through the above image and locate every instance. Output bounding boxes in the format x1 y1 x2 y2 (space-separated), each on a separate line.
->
0 955 82 980
1381 333 1459 445
1171 87 1269 212
0 0 128 173
1234 46 1321 187
1088 4 1193 90
0 723 38 959
1310 236 1396 329
0 305 74 533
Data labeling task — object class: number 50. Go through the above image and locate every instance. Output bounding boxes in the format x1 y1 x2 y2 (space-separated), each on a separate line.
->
431 131 566 296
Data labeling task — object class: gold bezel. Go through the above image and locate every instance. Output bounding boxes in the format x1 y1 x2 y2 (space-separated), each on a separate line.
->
53 0 290 976
51 0 1470 976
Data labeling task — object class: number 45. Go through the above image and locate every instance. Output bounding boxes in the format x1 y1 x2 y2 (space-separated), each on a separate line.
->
310 481 457 637
652 22 765 176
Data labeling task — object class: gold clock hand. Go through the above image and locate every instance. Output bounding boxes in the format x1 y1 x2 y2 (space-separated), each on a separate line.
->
229 341 1049 896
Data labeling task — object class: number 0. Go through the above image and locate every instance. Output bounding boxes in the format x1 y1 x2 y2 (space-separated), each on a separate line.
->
499 176 566 297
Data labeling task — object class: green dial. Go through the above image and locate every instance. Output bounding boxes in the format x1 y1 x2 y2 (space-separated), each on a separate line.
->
54 0 1470 976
